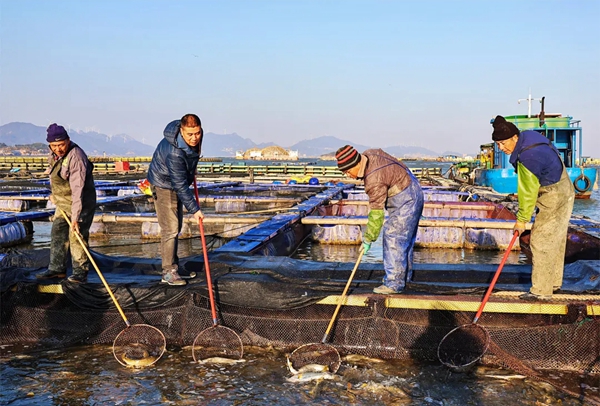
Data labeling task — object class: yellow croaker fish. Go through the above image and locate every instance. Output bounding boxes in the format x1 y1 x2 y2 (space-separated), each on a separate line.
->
286 357 329 375
118 344 155 368
197 356 246 365
484 374 527 381
286 371 336 383
122 353 155 368
342 354 385 364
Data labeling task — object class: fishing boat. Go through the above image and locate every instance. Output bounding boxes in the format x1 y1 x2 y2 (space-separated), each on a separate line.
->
473 95 598 199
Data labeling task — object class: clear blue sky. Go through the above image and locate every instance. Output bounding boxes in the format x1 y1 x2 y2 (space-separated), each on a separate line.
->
1 0 599 156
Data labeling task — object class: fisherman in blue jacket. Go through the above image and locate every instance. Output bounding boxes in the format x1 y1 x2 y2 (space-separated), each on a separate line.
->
491 115 575 300
147 114 204 285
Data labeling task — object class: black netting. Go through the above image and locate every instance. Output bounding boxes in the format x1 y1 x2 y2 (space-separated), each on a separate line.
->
113 325 165 368
1 281 599 403
2 286 598 369
192 325 243 361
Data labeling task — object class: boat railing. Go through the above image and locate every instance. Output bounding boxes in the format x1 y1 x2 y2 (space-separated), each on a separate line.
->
569 119 582 128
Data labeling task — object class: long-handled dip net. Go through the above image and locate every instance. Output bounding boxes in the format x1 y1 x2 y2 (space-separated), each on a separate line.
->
58 208 166 368
192 181 244 362
287 248 366 374
437 231 519 372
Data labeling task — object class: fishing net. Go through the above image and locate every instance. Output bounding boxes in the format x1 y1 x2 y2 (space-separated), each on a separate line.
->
437 323 489 371
188 212 245 363
113 324 167 368
2 285 599 402
286 249 363 374
2 262 599 404
287 343 341 373
112 324 165 368
192 325 243 362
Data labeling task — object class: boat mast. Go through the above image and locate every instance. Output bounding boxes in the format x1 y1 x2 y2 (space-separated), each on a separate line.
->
517 89 543 118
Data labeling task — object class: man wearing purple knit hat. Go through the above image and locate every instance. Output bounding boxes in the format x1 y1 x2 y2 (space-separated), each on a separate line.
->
36 124 96 284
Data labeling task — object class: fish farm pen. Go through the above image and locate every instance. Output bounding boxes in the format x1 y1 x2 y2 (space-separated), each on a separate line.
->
1 164 599 403
0 156 442 181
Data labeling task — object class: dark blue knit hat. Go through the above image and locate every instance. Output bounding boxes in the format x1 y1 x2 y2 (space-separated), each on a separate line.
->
492 115 519 141
46 123 69 142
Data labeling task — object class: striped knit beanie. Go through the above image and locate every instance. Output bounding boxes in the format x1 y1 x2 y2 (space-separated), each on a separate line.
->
336 145 361 172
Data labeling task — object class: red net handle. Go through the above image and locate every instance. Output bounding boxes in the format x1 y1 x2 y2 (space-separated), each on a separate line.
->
473 230 519 323
193 177 218 326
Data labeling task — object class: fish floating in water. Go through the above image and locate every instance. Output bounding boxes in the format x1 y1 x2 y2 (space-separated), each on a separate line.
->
197 356 246 365
116 343 157 368
484 374 527 381
286 357 329 375
286 371 336 383
342 354 385 365
348 382 410 398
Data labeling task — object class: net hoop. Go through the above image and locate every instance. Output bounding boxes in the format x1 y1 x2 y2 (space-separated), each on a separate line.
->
437 323 490 372
192 325 244 362
112 324 166 368
288 343 341 374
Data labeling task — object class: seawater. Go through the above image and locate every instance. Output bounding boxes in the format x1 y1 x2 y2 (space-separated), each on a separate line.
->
1 345 590 406
573 182 600 221
1 165 598 405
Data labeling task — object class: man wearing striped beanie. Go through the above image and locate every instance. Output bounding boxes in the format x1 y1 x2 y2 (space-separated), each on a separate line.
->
335 145 424 294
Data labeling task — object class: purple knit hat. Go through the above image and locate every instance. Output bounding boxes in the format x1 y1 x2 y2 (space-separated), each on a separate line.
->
46 123 69 142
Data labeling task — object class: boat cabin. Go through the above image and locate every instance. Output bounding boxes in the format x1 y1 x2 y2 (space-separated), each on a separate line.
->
491 113 583 169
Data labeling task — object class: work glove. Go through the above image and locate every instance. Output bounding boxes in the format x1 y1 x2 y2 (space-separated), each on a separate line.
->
362 241 371 254
513 221 526 236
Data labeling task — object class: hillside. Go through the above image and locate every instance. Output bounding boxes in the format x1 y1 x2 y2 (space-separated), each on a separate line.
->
0 122 155 156
0 122 459 158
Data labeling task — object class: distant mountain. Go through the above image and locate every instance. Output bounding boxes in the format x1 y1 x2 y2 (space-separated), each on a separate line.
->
384 145 441 158
201 132 257 157
289 136 371 158
0 122 155 156
0 122 455 158
288 136 442 158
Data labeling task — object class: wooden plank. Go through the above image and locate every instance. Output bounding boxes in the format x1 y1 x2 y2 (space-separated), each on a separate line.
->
301 216 532 230
316 294 568 314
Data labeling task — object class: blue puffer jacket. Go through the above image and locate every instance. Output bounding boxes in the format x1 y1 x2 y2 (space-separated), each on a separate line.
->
147 120 202 214
509 130 563 186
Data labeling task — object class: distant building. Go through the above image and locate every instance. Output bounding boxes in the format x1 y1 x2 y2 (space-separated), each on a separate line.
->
438 154 460 162
236 146 299 161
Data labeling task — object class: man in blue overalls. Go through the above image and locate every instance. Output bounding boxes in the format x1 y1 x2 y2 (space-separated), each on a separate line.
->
336 145 424 294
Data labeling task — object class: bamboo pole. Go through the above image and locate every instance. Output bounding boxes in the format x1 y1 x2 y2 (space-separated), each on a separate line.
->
0 195 300 204
92 213 271 224
0 195 301 204
195 196 301 204
301 216 532 230
0 196 50 200
328 200 498 210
